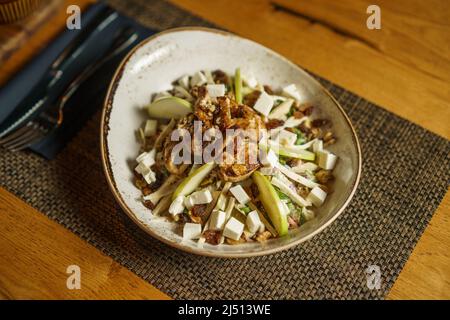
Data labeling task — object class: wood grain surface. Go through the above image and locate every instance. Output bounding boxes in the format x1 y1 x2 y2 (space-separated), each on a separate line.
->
0 0 448 299
0 0 62 64
0 187 169 300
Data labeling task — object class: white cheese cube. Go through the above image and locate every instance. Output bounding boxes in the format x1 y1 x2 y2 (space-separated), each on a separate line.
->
174 86 193 100
259 148 278 167
246 210 262 233
184 196 195 209
258 222 266 233
307 186 327 207
143 170 156 184
144 119 157 137
229 185 251 205
259 166 277 176
209 210 227 231
169 195 185 216
317 151 337 170
204 70 215 84
206 84 226 98
189 189 213 205
253 91 274 116
313 140 323 153
284 116 306 128
190 71 207 87
136 149 155 168
282 84 301 101
242 74 258 88
292 162 318 173
135 162 150 175
303 208 315 221
223 217 244 241
136 152 147 163
178 75 190 89
153 91 171 102
277 129 297 146
183 223 202 240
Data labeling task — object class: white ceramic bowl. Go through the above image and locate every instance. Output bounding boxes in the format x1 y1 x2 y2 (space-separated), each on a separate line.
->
101 27 362 258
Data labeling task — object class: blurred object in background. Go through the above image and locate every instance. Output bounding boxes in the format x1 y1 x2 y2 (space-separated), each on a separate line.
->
0 0 45 23
0 0 62 68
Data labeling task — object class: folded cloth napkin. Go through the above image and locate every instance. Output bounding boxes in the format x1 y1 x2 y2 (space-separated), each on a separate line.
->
0 1 155 159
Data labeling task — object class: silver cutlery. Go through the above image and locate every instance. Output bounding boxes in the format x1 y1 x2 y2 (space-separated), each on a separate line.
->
0 26 138 152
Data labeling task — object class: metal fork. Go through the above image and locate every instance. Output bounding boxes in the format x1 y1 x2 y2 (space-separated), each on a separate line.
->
0 26 138 152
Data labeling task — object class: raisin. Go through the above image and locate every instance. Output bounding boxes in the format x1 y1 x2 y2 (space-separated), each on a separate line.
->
243 91 261 107
301 106 314 116
250 183 260 198
143 200 155 210
266 119 285 129
263 85 274 95
142 186 152 196
286 158 299 167
191 204 208 218
311 119 330 127
204 230 221 245
212 70 229 85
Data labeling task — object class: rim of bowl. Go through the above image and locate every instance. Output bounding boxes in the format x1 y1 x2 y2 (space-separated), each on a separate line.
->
100 27 362 258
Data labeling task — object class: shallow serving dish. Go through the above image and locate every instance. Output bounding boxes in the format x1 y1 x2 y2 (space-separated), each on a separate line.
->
101 27 362 258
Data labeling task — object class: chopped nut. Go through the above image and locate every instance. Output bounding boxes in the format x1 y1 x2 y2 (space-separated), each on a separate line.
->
293 111 304 119
310 127 322 139
225 236 246 245
315 169 334 184
323 131 334 142
204 230 221 245
255 231 272 242
135 177 147 189
297 186 309 198
190 85 207 99
299 122 311 134
190 204 208 224
189 214 202 224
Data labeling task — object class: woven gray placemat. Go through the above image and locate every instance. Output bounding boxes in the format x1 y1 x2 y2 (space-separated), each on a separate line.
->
1 0 449 299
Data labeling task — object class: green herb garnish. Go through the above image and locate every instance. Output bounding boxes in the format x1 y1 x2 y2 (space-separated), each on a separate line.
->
241 206 251 214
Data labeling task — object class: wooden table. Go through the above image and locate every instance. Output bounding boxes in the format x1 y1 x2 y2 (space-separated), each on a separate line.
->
0 0 449 299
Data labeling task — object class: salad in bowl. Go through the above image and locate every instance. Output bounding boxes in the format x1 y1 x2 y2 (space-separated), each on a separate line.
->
101 28 361 257
133 68 338 246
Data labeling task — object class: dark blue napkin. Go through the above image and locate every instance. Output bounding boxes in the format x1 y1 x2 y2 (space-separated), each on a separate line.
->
0 2 156 159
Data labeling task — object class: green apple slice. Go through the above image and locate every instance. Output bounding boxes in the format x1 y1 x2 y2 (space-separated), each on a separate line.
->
268 99 294 120
234 68 242 104
146 96 192 119
269 141 315 161
252 171 289 236
172 162 216 200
